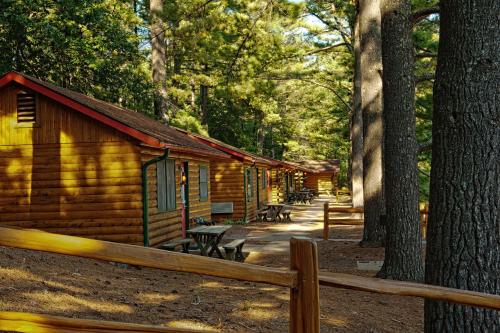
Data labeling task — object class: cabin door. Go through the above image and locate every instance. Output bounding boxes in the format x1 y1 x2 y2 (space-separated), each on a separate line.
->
180 162 189 237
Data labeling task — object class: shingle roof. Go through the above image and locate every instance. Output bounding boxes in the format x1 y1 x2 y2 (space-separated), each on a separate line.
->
295 160 340 173
175 128 278 166
0 72 228 159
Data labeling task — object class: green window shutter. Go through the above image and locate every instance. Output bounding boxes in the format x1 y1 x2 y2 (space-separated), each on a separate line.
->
157 160 166 212
166 159 176 211
199 166 208 201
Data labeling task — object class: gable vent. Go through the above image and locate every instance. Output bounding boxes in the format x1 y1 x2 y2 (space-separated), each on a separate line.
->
16 91 37 123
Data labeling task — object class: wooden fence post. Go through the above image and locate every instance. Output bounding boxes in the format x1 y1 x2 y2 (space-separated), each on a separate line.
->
289 237 320 333
323 202 329 240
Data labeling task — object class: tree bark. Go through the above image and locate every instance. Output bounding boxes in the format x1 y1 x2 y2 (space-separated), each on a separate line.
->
377 0 423 281
359 0 386 246
424 0 499 331
150 0 168 121
351 6 364 209
200 84 208 125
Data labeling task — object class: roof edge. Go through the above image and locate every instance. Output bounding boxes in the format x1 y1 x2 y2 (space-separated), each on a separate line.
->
0 72 166 149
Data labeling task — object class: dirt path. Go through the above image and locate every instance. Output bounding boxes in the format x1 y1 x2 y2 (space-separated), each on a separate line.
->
0 195 423 332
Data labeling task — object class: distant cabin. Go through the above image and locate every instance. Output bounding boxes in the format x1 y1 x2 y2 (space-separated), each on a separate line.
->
269 162 308 203
175 131 277 223
0 72 229 247
295 160 340 195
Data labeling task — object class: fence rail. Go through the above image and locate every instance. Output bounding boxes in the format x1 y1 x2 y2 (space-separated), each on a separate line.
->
323 202 429 240
0 227 296 288
318 272 500 310
0 311 206 333
0 226 498 333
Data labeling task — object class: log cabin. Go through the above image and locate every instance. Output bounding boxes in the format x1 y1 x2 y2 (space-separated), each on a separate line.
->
295 160 340 195
0 72 229 247
269 161 311 203
175 130 278 222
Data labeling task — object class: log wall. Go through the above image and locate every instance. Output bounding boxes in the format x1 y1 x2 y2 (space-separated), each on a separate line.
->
141 147 212 247
0 85 144 244
210 160 245 222
304 172 337 194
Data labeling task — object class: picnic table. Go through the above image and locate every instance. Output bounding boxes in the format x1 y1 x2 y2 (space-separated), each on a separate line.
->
186 225 232 258
266 203 285 222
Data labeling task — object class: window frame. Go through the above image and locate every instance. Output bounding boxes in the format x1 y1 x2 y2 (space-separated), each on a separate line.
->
157 159 177 212
199 165 209 202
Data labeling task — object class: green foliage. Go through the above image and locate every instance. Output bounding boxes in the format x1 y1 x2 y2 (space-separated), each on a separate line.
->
0 0 439 186
0 0 154 113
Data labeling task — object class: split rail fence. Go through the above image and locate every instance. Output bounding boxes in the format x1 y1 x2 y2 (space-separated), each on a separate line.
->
323 202 429 240
0 227 498 333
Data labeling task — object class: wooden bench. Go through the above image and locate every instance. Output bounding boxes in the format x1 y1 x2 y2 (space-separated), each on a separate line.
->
159 238 191 253
281 208 292 222
257 207 269 222
223 239 246 261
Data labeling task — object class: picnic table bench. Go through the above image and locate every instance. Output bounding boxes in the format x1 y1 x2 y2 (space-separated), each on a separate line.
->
281 208 292 222
159 238 191 253
257 206 269 221
223 238 246 261
186 225 232 259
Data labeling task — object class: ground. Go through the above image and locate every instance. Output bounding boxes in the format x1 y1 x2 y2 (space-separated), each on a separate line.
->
0 196 423 332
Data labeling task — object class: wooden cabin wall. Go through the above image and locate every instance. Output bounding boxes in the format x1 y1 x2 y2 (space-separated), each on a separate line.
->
245 164 258 222
141 147 212 247
0 85 144 244
210 160 245 222
255 165 268 209
271 169 285 203
304 172 337 194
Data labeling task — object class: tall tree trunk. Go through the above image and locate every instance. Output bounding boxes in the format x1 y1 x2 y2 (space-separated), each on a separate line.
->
351 6 364 208
257 127 265 155
377 0 423 281
424 0 499 330
200 84 208 125
150 0 168 121
359 0 385 246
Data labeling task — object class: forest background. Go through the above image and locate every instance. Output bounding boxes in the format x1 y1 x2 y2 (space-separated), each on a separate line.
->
0 0 438 195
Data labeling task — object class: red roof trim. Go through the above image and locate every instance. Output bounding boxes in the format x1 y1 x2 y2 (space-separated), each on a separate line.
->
0 72 165 149
190 136 254 162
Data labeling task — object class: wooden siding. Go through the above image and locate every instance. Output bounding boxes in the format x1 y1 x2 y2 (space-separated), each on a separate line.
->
245 165 258 222
0 85 144 244
256 166 270 207
141 147 212 247
210 160 244 222
270 168 287 203
304 172 337 194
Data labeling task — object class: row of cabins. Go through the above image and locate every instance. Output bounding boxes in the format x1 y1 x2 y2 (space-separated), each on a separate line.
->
0 72 338 247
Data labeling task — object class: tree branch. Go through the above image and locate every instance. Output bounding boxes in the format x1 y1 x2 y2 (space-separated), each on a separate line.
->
415 52 437 58
412 6 440 26
305 43 349 55
418 140 432 153
415 73 435 84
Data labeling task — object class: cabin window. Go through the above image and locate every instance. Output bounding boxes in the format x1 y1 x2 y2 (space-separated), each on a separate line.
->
199 165 208 201
16 90 37 124
262 169 268 188
246 168 253 202
157 159 176 212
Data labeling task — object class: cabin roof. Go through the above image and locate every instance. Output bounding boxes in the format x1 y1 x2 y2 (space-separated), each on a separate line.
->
281 160 316 173
295 160 340 173
0 71 229 159
175 128 279 166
